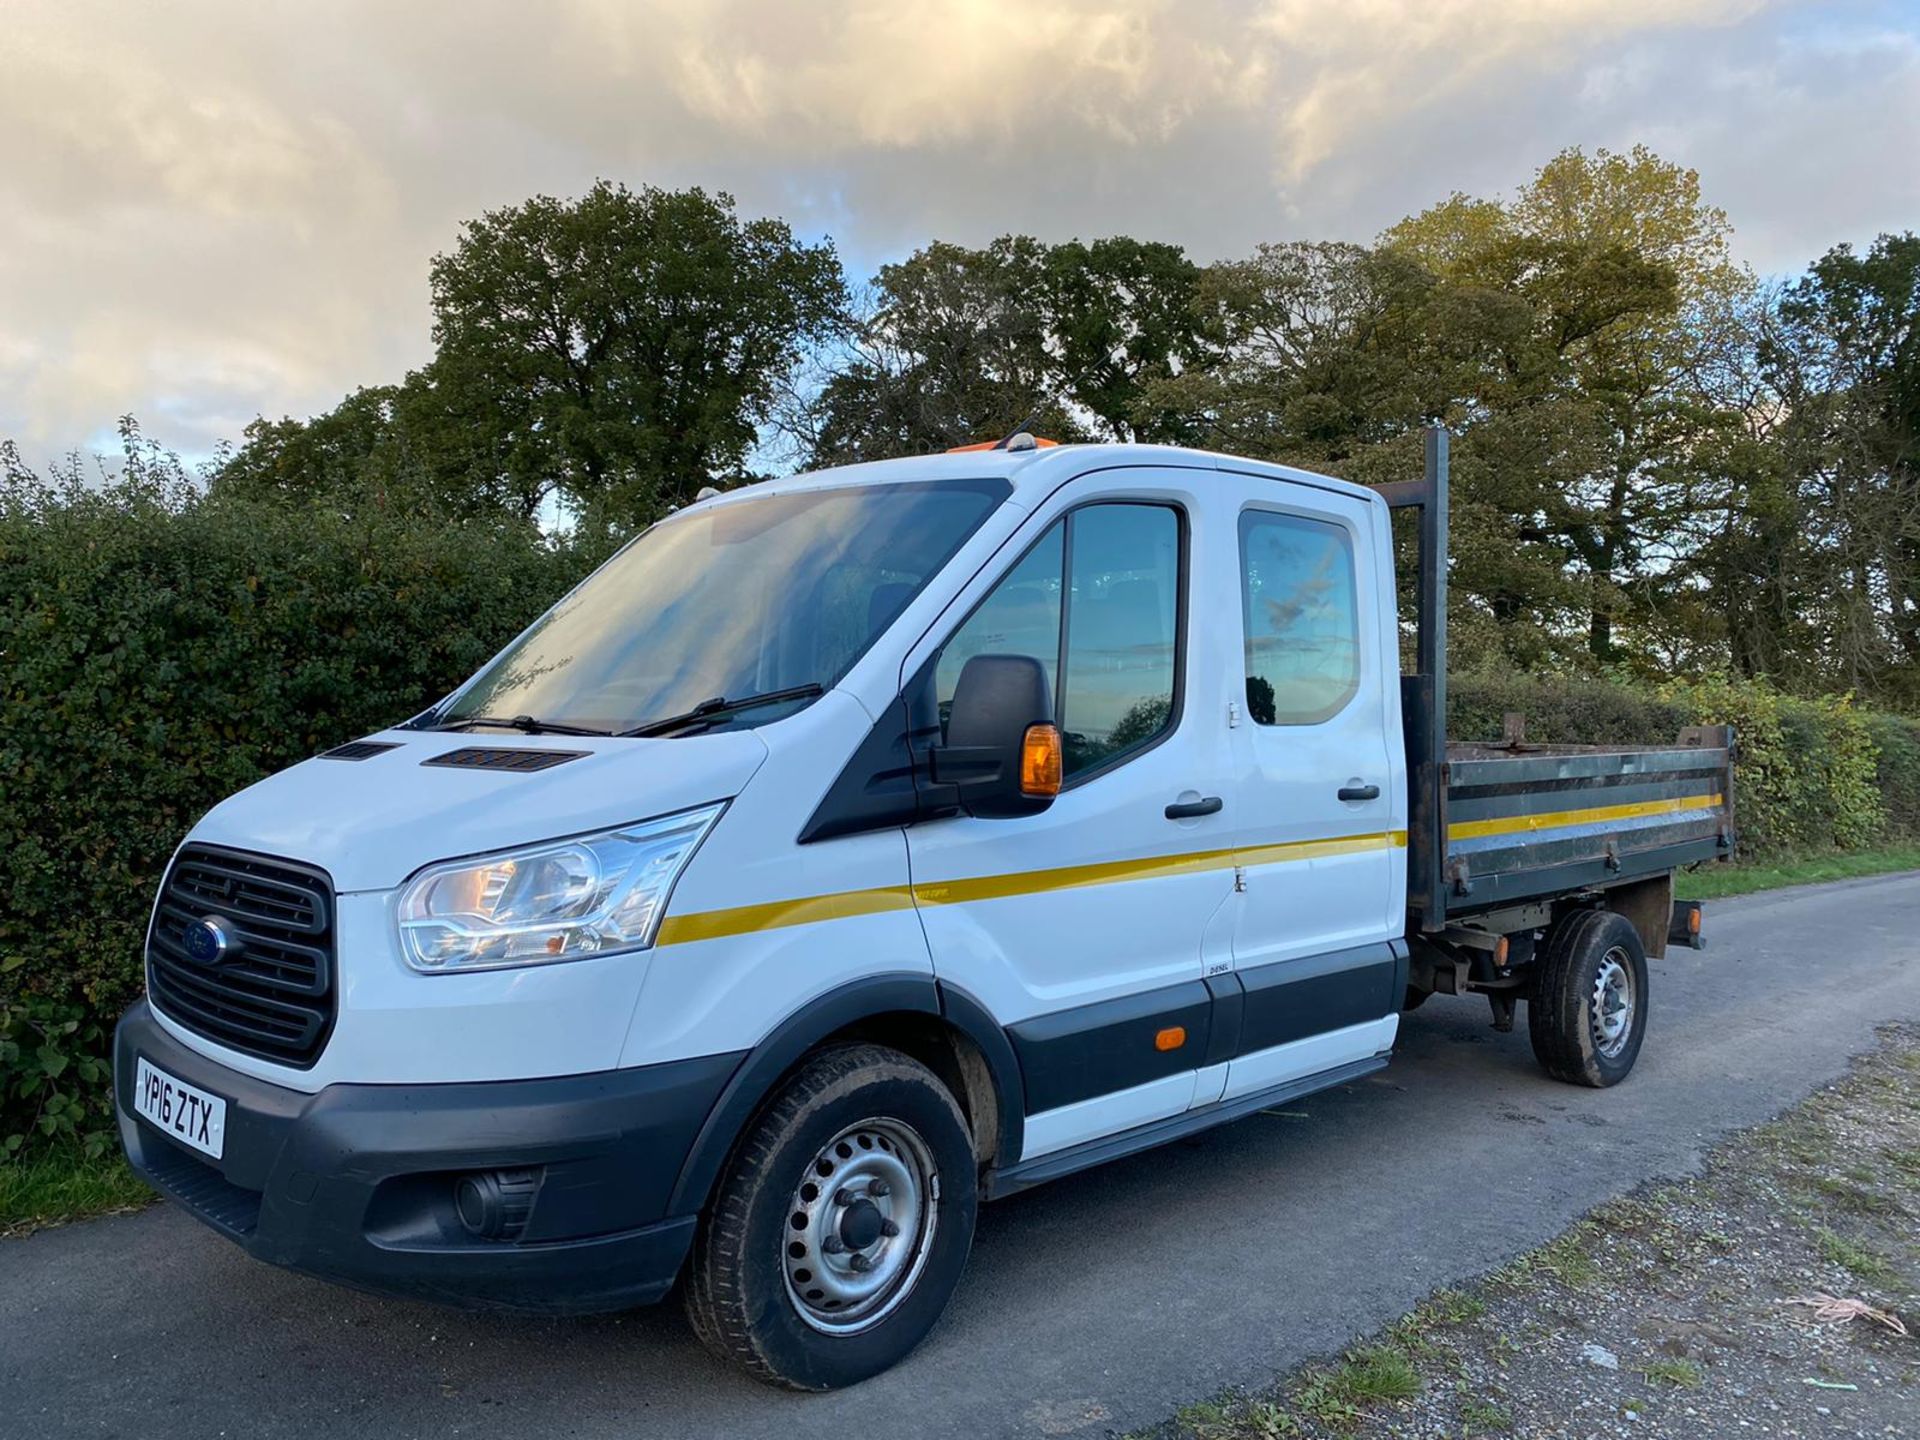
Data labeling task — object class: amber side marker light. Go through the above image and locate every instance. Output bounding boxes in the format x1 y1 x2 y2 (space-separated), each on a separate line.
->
1020 723 1063 797
1155 1026 1187 1052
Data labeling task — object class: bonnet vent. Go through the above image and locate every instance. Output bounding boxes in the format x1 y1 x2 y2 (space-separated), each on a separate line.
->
320 740 401 761
421 747 589 774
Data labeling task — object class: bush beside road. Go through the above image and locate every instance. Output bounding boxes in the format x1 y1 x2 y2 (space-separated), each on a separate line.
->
0 459 589 1160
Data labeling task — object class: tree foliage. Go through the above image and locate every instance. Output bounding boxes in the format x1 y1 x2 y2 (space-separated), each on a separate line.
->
219 183 845 525
794 234 1208 465
41 156 1920 709
1751 234 1920 702
200 158 1920 701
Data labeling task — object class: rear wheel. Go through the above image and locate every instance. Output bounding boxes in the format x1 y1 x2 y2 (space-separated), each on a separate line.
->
683 1043 977 1390
1527 909 1648 1087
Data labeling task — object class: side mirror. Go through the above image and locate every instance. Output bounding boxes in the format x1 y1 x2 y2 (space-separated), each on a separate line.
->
929 655 1062 818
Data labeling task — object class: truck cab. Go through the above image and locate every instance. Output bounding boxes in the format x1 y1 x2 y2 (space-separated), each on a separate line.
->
115 436 1728 1389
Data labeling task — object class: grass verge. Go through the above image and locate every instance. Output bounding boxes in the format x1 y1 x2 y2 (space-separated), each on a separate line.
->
0 1144 153 1238
1674 845 1920 900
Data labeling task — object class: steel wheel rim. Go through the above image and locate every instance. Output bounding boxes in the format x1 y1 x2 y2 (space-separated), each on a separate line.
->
1590 948 1636 1059
782 1116 939 1335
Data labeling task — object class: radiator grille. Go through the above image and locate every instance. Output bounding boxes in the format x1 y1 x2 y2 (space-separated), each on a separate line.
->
146 846 336 1068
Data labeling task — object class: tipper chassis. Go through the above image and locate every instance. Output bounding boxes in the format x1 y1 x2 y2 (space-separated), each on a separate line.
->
1386 428 1734 1048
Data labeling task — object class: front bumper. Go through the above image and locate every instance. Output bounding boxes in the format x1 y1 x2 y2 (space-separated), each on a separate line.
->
115 1001 743 1314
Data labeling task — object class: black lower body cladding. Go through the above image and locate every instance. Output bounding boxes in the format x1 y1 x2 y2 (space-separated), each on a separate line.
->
114 1000 744 1314
1006 941 1405 1113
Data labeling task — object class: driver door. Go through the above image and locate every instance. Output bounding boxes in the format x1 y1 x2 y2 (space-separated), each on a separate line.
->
905 473 1242 1161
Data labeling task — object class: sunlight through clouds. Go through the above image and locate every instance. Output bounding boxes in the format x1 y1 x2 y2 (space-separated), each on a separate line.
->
0 0 1913 462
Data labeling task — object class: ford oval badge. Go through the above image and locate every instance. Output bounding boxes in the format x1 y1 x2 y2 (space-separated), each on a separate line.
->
183 915 237 966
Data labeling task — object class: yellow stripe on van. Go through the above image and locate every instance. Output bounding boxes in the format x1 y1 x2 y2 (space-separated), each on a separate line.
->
655 885 917 947
910 844 1242 905
1238 829 1408 869
1446 792 1723 843
656 829 1408 945
657 798 1721 947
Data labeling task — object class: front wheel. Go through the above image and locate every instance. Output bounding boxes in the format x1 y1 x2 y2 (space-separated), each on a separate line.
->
1528 909 1649 1087
683 1044 977 1389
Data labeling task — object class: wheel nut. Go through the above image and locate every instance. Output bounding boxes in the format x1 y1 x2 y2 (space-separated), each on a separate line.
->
822 1236 846 1254
848 1253 874 1272
880 1218 900 1238
834 1187 857 1206
867 1179 890 1198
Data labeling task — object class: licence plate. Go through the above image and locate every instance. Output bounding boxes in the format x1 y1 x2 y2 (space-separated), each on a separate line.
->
133 1056 227 1160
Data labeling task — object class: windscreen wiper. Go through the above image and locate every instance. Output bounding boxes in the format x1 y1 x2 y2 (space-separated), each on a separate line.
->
430 714 615 737
622 683 825 738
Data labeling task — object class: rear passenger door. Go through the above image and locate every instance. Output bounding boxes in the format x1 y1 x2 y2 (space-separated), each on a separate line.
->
904 473 1241 1161
1220 478 1406 1103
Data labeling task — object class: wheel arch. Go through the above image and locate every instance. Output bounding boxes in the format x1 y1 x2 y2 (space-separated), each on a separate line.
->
667 974 1025 1217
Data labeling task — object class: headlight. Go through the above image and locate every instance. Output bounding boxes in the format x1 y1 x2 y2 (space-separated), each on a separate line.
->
397 804 723 973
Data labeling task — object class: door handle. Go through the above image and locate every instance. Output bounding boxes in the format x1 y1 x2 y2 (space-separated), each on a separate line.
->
1337 783 1381 802
1165 796 1223 819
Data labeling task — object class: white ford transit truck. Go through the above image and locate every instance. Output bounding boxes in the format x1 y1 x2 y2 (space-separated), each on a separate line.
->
116 429 1732 1388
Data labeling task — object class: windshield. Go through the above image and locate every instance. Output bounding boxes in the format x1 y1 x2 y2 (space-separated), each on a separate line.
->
439 478 1009 734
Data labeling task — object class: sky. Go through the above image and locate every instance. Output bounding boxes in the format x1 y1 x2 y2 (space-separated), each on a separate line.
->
2 0 1917 466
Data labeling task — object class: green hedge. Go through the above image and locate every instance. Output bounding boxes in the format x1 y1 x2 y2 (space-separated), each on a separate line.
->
0 471 585 1155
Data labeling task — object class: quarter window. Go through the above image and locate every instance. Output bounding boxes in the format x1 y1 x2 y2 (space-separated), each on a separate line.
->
937 503 1181 780
1239 510 1361 725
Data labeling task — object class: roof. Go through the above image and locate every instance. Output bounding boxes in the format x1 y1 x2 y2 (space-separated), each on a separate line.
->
690 442 1384 512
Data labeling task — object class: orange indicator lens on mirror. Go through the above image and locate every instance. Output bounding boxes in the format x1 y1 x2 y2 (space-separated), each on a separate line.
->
1155 1026 1186 1052
1020 723 1063 797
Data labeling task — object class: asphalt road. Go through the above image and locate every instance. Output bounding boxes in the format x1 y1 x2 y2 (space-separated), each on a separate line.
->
6 874 1917 1440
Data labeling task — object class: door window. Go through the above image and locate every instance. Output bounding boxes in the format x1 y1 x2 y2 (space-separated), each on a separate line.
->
937 503 1182 781
1238 510 1361 725
935 520 1065 715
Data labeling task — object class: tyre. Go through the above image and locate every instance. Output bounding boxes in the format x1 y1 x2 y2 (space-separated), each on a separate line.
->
683 1043 978 1389
1527 909 1649 1087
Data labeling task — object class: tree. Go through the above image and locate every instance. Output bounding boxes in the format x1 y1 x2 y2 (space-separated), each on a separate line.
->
1137 240 1440 463
799 238 1064 465
1138 148 1755 673
797 234 1209 467
420 182 845 519
221 183 846 524
1755 233 1920 701
214 387 434 511
1036 236 1210 443
1383 146 1751 665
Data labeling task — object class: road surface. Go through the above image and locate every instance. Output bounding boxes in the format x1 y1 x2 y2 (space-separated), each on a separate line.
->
5 874 1916 1439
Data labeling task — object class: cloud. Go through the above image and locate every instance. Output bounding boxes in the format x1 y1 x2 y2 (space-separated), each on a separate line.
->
1 0 1914 463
